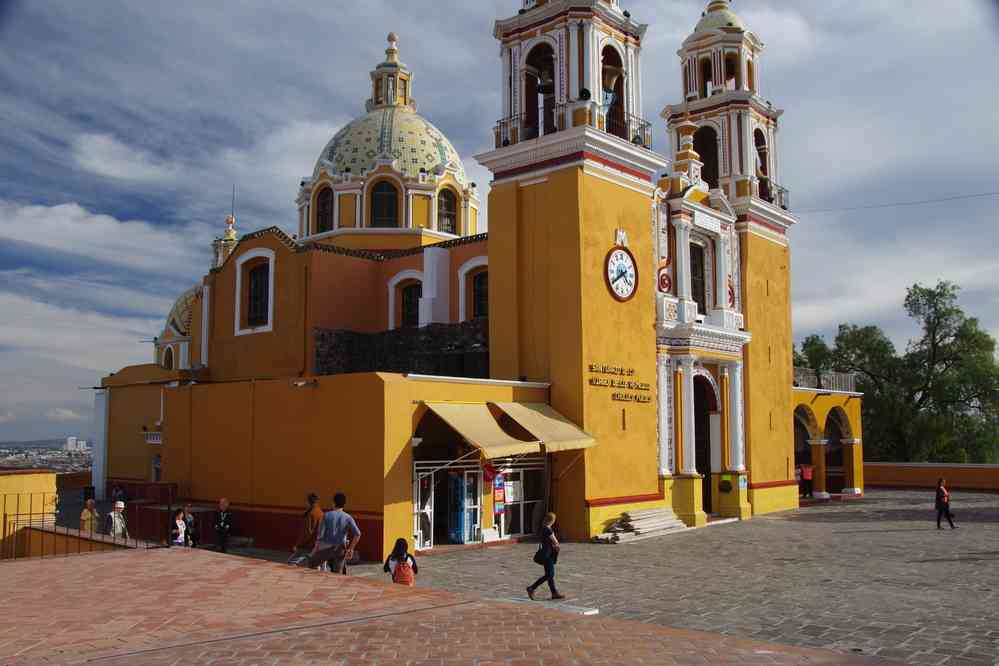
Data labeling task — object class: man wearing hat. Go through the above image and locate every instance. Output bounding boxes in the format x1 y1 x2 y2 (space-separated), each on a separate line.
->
106 500 129 540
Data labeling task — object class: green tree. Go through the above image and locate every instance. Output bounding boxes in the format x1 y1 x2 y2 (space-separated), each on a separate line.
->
829 281 999 462
799 334 833 388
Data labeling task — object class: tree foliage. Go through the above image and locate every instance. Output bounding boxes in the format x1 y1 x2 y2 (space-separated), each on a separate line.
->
820 281 999 462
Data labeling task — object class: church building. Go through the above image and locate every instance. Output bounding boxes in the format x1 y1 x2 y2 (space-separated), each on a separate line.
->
93 0 864 561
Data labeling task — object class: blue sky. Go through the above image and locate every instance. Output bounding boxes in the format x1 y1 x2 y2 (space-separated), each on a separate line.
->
1 0 998 440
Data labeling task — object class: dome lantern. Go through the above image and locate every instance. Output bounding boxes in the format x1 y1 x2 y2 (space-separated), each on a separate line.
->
367 32 416 113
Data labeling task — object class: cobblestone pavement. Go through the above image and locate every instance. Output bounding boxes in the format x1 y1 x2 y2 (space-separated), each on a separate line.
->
343 489 999 665
0 548 872 665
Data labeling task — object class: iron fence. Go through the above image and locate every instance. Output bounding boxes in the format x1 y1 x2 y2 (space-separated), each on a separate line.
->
1 491 161 561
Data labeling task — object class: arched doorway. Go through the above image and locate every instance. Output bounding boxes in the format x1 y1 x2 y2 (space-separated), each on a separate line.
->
693 374 719 513
693 126 719 189
824 408 852 494
601 45 626 140
794 405 818 497
524 43 556 140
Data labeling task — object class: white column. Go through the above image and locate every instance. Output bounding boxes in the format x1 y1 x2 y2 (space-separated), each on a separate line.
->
634 46 643 118
740 48 749 92
657 354 673 476
406 190 414 228
714 233 730 311
200 285 210 368
502 46 512 117
581 22 592 96
568 22 579 100
729 361 746 472
91 389 109 500
419 247 450 326
680 357 697 475
333 191 340 230
673 217 692 302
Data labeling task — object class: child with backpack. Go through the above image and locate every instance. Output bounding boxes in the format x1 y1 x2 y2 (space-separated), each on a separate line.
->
383 538 418 586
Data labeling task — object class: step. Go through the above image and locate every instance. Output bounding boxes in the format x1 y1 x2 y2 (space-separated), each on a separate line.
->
624 508 679 519
613 517 687 532
597 525 691 544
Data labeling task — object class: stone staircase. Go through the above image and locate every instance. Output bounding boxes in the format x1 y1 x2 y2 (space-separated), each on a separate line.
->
593 508 690 544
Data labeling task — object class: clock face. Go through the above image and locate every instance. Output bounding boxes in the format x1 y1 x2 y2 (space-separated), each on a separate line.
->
605 246 638 302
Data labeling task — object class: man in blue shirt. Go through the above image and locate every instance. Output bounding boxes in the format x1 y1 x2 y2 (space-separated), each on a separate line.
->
309 492 361 573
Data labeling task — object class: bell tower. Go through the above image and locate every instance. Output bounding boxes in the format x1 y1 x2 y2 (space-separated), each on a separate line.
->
478 1 667 540
662 0 800 516
663 0 787 211
495 0 651 148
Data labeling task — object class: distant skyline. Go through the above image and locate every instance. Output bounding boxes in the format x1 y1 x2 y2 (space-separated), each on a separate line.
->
2 0 998 439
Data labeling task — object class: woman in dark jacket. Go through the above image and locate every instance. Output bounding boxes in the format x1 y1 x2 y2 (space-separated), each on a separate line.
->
527 512 564 601
936 478 957 529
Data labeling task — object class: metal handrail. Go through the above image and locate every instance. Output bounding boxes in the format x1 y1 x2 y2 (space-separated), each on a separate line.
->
759 177 790 210
793 368 857 393
494 103 652 149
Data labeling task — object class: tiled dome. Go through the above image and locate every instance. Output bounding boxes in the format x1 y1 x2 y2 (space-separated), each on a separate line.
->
316 107 467 186
164 286 198 337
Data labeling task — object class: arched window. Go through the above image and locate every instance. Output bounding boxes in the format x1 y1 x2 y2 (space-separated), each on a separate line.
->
602 45 626 140
316 187 334 234
524 43 556 139
438 189 458 234
754 129 769 176
693 126 719 189
472 270 488 319
371 181 399 228
700 58 713 98
162 347 174 370
724 53 741 91
690 243 707 315
401 282 422 328
246 263 270 327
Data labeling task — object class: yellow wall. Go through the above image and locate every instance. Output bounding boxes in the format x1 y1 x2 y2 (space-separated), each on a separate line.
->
339 193 357 228
1 470 58 559
321 229 445 251
412 193 431 229
740 231 796 512
487 166 661 539
106 383 162 482
865 463 999 491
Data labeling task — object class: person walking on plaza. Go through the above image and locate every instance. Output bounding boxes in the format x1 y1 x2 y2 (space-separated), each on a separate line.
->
183 503 198 547
106 500 129 541
214 498 234 553
936 478 957 529
289 493 324 565
79 498 99 534
800 463 814 498
309 492 361 574
527 512 564 601
170 508 186 547
383 538 418 586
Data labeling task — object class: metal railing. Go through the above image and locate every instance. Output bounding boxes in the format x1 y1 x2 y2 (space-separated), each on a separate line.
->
759 177 790 210
793 368 858 393
1 491 161 561
604 111 653 149
494 102 653 150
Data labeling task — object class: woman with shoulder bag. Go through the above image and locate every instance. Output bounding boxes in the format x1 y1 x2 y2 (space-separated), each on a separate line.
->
527 513 564 601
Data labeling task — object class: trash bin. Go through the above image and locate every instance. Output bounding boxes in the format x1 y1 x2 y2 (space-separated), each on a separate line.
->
83 485 96 501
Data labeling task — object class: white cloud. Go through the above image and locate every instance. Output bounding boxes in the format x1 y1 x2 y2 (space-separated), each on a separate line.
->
72 133 181 184
0 200 207 278
0 268 175 317
0 291 159 373
0 412 15 424
45 407 85 422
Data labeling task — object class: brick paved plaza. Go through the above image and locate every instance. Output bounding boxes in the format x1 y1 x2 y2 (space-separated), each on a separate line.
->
1 489 996 665
343 489 998 665
0 548 871 665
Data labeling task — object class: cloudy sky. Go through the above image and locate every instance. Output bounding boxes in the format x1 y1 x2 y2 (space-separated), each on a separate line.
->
1 0 997 440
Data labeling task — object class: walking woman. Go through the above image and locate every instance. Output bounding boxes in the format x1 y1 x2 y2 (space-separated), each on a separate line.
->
527 512 564 601
170 508 187 546
936 478 957 529
383 538 418 586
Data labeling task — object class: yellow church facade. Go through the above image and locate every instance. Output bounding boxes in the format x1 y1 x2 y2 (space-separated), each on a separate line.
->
94 0 863 561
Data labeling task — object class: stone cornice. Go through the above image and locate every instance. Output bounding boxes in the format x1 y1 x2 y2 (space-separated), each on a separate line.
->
476 125 667 184
495 0 647 42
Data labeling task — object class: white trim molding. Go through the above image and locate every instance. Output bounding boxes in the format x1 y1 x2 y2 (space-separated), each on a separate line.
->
457 255 489 322
406 374 550 390
234 248 276 337
388 269 424 330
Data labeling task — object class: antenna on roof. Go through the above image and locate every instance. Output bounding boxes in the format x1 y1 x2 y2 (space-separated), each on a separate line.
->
231 183 236 219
